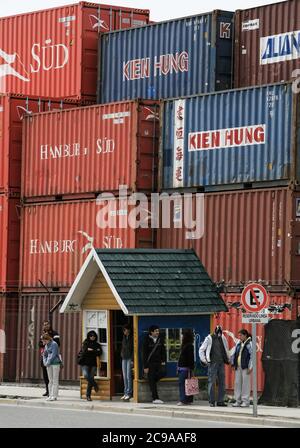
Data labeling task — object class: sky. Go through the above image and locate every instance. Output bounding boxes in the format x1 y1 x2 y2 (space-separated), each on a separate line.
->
0 0 284 21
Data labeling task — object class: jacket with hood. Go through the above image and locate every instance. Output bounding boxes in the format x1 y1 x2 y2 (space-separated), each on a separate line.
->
231 337 253 370
199 332 230 365
81 331 102 367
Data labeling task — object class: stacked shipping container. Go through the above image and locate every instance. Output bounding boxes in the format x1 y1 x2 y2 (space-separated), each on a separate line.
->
155 1 300 396
2 0 300 394
19 98 159 380
98 10 234 102
157 187 300 289
22 100 159 201
0 1 151 382
234 0 300 88
160 83 299 190
0 2 150 100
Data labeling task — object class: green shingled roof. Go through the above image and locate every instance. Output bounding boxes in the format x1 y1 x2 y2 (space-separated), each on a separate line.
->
95 249 227 315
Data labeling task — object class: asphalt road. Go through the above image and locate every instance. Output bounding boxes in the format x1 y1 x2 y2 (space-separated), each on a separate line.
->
0 404 268 428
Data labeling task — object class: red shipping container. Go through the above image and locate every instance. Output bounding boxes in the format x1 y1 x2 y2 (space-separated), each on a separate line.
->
0 295 18 381
156 187 300 289
20 198 154 290
0 195 20 292
22 100 159 200
0 2 149 100
0 94 79 194
16 294 81 383
213 294 293 393
234 0 300 88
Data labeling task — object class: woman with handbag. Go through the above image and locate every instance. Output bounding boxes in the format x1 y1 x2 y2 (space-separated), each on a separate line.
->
79 330 102 401
177 329 195 406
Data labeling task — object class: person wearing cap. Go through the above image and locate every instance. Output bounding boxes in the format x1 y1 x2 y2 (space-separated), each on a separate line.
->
199 325 230 407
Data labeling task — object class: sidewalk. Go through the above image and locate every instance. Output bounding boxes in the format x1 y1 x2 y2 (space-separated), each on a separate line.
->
1 383 300 427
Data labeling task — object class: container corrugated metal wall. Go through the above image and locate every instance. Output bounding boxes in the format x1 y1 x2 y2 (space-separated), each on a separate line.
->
234 0 300 88
0 2 150 100
22 100 159 200
98 10 233 103
213 294 293 393
0 195 20 292
161 83 298 190
0 295 19 381
16 294 81 382
156 188 300 288
20 199 155 290
0 95 79 194
0 296 5 380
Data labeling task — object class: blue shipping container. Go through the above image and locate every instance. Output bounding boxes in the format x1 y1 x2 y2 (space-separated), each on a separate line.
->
98 11 233 103
162 83 296 190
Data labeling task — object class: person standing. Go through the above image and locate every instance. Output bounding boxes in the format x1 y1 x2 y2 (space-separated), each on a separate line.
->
199 325 230 407
120 324 133 401
42 333 61 401
39 320 60 397
177 329 195 406
142 325 166 404
80 330 102 401
231 329 252 408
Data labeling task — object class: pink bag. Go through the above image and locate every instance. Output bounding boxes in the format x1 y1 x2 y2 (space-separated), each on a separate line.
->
185 374 199 396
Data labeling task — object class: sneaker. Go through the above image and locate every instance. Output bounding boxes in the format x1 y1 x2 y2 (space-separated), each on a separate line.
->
124 395 131 401
209 402 215 407
42 391 49 397
45 397 52 401
177 402 186 406
241 403 250 408
48 397 56 402
152 399 164 404
232 402 241 407
120 395 126 400
217 402 227 407
86 396 92 402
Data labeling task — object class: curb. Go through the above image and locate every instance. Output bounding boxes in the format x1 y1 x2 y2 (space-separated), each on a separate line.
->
1 398 300 427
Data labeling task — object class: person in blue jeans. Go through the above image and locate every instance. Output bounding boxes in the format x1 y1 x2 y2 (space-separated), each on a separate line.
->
177 329 195 406
120 324 133 401
199 326 230 407
80 331 102 401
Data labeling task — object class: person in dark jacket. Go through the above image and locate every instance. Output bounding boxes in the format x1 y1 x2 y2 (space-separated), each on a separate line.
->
80 330 102 401
121 324 133 401
142 325 166 404
177 329 195 406
231 329 253 408
38 320 60 397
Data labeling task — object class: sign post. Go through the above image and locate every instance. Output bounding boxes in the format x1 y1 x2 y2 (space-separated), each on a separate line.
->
241 283 269 418
251 322 257 418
